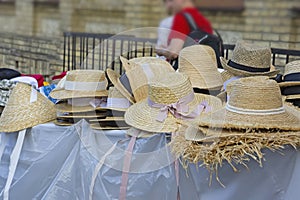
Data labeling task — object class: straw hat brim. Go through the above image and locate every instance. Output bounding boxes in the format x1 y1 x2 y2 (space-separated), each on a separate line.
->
50 89 108 100
89 117 125 122
221 57 280 77
199 104 300 131
126 127 154 138
278 81 300 87
221 70 234 83
57 113 106 119
285 94 300 100
125 94 223 133
90 123 130 130
105 106 128 112
55 103 97 113
106 69 135 104
54 120 73 126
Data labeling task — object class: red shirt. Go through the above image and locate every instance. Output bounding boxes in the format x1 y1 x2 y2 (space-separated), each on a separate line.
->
169 7 213 42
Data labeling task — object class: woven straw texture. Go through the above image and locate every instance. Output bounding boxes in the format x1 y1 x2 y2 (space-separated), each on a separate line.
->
170 127 300 185
125 73 223 133
105 86 131 112
50 70 108 100
221 41 279 77
125 59 175 102
89 116 125 122
199 76 300 131
179 45 223 90
279 60 300 87
106 68 135 103
55 101 99 113
0 83 56 132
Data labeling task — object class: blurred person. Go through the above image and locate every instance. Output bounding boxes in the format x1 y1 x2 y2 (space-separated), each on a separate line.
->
157 0 175 49
156 0 213 65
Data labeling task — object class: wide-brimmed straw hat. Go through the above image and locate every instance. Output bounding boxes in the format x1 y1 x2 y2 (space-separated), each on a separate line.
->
106 68 135 103
50 70 108 100
199 76 300 131
221 41 280 77
55 97 108 113
120 56 175 102
178 45 223 90
56 110 106 119
279 60 300 100
104 87 131 112
0 83 56 132
125 73 223 133
120 56 173 72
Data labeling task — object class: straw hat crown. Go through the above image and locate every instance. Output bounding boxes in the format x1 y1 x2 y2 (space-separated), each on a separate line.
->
227 76 283 111
179 45 223 90
50 70 108 99
283 60 300 77
0 83 56 132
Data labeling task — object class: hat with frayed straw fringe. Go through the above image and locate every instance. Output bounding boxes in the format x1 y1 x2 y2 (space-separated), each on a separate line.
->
104 87 132 112
199 76 300 131
0 83 56 132
50 70 108 100
179 45 223 90
125 73 223 133
106 68 135 104
120 57 175 102
221 41 280 77
279 60 300 100
120 56 174 72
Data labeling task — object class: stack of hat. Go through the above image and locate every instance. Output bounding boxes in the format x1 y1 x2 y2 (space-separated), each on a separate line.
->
90 87 131 130
171 76 300 176
0 82 56 132
279 60 300 108
0 80 16 116
124 72 223 133
217 41 280 101
49 70 109 126
178 45 223 95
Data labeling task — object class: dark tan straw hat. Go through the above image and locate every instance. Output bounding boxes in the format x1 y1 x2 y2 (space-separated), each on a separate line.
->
179 45 223 90
50 70 108 100
199 76 300 131
221 41 280 77
0 83 56 132
125 73 223 133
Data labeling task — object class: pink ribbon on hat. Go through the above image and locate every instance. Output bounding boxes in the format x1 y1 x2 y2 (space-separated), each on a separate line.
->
148 92 211 122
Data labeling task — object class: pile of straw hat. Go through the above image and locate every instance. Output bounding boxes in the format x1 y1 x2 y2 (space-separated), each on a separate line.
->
279 60 300 107
0 82 56 132
171 76 300 176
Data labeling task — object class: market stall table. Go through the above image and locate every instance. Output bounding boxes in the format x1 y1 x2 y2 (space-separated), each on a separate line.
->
0 120 299 200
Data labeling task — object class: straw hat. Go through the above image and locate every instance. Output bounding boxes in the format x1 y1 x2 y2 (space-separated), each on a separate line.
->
121 57 175 102
198 76 300 131
178 45 223 90
278 60 300 100
104 87 132 112
221 41 280 77
125 73 223 133
0 83 56 132
90 118 129 130
120 56 173 72
55 97 108 113
50 70 108 100
56 111 106 119
106 68 135 103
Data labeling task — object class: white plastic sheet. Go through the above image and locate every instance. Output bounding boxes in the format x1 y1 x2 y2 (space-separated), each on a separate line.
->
0 120 299 200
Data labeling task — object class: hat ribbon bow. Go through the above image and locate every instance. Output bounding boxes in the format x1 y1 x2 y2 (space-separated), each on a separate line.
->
148 92 211 122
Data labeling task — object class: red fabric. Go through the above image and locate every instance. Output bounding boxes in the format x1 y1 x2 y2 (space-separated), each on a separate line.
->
21 74 44 87
52 71 67 80
168 7 213 42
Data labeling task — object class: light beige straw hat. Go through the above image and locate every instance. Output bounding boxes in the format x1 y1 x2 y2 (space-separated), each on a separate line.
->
55 97 108 113
125 73 223 133
106 68 135 104
120 57 175 102
0 83 56 132
50 70 108 100
221 41 280 77
120 56 173 72
178 45 223 90
56 111 106 119
104 87 132 112
199 76 300 131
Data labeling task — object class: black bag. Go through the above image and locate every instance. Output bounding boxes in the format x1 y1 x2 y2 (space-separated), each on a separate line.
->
182 12 224 68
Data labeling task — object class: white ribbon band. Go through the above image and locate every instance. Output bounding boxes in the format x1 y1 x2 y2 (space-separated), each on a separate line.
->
226 103 285 115
68 98 95 107
141 64 154 80
4 129 26 200
30 86 37 103
64 80 107 91
106 98 131 109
